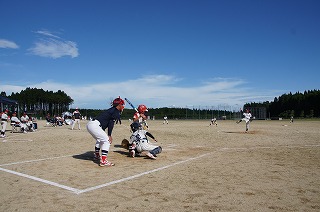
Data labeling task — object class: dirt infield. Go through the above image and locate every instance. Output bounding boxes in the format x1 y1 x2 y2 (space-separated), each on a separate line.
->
1 119 320 211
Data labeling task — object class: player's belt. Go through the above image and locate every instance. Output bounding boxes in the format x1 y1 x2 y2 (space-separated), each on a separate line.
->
92 119 102 128
2 119 7 121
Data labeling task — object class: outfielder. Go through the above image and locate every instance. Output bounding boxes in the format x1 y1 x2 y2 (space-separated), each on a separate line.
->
236 109 252 132
86 97 125 167
0 109 9 138
163 115 168 124
128 122 162 159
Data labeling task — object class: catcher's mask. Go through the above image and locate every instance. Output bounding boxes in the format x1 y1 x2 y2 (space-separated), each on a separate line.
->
130 122 141 132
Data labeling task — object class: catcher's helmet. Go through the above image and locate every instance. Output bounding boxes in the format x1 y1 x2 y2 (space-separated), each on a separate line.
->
112 96 125 107
130 122 141 132
138 104 148 113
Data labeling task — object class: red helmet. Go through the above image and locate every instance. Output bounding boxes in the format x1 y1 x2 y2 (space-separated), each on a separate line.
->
138 104 148 113
112 96 125 107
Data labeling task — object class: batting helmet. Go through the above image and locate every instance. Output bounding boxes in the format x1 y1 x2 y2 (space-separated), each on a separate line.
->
138 104 148 113
112 96 125 107
130 122 141 132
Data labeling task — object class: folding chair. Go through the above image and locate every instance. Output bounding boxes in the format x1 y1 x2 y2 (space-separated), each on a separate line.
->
11 121 22 133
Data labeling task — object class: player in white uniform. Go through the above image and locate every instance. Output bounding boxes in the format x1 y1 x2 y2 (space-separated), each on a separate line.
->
20 112 33 133
1 109 9 138
72 108 81 130
11 112 22 132
236 109 252 132
133 104 149 129
209 117 217 126
128 122 162 159
163 115 168 124
86 97 125 167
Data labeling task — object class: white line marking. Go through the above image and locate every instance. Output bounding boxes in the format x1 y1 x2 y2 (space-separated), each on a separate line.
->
0 153 210 195
1 144 319 195
218 144 320 152
76 153 210 194
0 167 80 193
0 155 74 167
2 139 33 142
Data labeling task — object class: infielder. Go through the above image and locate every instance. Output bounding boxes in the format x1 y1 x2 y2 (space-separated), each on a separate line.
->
209 117 218 126
129 122 162 159
236 109 252 132
86 97 125 167
0 109 9 138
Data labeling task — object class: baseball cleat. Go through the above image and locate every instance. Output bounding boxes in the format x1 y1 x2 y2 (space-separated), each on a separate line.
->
99 156 115 167
146 152 156 160
99 160 115 167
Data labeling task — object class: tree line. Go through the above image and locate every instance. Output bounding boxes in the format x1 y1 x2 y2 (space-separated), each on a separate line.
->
244 89 320 119
1 87 73 117
1 88 319 119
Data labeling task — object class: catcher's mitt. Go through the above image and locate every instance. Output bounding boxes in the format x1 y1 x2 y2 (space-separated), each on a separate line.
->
121 139 130 150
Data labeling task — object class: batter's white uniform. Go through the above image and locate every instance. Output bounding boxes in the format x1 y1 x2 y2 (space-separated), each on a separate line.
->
133 112 148 129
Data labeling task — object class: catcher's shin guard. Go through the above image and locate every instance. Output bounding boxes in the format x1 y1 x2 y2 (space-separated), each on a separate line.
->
150 146 162 156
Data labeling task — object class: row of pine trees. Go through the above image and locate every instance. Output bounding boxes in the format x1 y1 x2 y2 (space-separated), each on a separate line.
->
1 88 320 119
244 89 320 119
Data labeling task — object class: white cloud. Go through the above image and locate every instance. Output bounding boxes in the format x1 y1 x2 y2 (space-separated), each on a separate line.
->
0 75 278 109
28 30 79 58
35 30 61 39
0 39 19 49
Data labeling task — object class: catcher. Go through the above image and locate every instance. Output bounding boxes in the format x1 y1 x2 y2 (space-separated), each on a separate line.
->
127 122 162 159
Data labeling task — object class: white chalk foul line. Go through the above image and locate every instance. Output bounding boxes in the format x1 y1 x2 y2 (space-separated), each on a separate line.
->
0 153 210 195
218 144 320 152
0 167 80 193
2 139 33 142
76 153 210 194
0 155 74 167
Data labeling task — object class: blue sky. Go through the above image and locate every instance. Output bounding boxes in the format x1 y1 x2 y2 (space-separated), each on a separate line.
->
1 0 319 110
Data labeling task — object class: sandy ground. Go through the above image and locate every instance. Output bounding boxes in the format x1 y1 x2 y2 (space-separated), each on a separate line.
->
0 119 320 211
